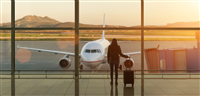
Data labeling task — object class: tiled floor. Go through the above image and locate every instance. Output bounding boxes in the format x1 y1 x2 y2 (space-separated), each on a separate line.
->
0 75 199 96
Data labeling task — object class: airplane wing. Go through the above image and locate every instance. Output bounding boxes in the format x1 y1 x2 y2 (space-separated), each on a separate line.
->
109 41 131 44
124 51 141 55
17 46 79 56
117 41 131 43
104 51 141 57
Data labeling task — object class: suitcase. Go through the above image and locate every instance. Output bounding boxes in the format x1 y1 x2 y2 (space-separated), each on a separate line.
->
123 70 134 87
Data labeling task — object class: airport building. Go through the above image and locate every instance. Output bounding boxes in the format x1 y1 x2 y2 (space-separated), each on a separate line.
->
145 47 200 73
145 32 200 73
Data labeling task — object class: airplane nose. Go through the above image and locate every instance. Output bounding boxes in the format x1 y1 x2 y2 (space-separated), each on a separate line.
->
82 54 99 61
84 56 96 61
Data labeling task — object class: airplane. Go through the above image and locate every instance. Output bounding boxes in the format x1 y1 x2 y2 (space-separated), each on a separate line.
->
17 14 141 70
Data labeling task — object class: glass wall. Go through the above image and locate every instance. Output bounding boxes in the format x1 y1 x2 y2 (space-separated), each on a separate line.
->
0 0 199 96
0 0 198 75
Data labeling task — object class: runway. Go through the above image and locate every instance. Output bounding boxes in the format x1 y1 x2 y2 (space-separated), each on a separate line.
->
0 41 197 72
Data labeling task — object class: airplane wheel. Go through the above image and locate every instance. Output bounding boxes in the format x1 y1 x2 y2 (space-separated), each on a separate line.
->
79 65 83 70
119 65 122 70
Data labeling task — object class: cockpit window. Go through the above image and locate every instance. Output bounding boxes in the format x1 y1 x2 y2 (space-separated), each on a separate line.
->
97 49 101 53
91 49 97 53
85 49 101 53
85 49 90 53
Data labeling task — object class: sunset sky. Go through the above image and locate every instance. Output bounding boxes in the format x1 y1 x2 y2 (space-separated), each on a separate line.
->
0 0 199 26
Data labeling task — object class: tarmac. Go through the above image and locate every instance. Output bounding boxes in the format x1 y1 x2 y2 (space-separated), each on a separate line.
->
0 41 198 71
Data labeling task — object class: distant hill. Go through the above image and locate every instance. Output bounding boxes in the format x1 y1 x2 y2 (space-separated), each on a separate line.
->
55 22 128 28
0 15 60 28
166 21 200 27
0 15 199 28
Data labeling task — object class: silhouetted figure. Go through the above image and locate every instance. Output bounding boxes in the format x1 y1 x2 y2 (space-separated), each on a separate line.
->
107 38 129 84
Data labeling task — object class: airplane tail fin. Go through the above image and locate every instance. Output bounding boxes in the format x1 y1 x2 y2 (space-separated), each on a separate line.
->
102 13 105 39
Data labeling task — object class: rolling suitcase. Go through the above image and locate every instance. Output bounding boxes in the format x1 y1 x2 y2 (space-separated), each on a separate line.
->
123 70 134 87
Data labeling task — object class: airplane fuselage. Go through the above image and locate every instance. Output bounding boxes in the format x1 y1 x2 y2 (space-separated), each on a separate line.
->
80 38 110 69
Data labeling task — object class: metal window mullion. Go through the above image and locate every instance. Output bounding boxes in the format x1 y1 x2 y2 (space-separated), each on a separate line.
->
75 0 79 76
141 0 144 96
11 0 15 96
11 0 15 75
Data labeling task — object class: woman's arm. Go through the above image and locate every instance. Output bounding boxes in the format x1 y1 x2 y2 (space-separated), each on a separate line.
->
118 46 129 58
107 46 110 63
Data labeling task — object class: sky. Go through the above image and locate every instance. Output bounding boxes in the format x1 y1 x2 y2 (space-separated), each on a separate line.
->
0 0 199 26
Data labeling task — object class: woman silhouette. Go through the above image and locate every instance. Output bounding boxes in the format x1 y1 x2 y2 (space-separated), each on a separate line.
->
107 38 129 84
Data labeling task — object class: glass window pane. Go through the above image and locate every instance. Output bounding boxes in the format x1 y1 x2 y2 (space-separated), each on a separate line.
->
0 1 12 95
144 30 199 74
91 49 96 53
97 49 101 53
15 0 74 28
0 30 11 71
0 30 12 94
144 0 200 27
144 30 199 95
85 49 90 53
0 1 11 28
15 30 75 73
79 30 141 71
80 0 141 27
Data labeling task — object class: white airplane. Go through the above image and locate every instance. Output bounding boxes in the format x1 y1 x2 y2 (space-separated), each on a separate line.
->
17 14 141 70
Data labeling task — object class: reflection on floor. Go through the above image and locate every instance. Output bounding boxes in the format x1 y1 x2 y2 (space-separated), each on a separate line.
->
0 75 200 96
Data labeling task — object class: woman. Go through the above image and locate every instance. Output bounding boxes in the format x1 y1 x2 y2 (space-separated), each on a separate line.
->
107 38 129 84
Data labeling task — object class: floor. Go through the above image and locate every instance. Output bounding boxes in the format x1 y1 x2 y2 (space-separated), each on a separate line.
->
0 75 199 96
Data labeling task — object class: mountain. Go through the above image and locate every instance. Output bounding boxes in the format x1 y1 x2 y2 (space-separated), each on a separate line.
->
0 15 199 28
55 22 127 28
166 21 200 27
0 15 60 28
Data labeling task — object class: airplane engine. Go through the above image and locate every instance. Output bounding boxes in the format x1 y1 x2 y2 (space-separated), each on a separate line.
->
59 58 71 69
123 58 135 69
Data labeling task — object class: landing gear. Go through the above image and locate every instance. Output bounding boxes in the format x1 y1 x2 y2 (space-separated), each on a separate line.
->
119 65 122 70
79 65 83 70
